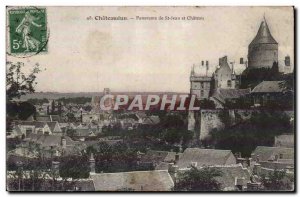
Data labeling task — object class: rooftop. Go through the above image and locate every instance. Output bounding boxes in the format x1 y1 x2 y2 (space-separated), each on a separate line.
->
177 148 235 169
252 81 285 93
249 17 278 46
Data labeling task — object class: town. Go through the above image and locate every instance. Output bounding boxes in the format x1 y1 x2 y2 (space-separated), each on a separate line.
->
6 16 294 191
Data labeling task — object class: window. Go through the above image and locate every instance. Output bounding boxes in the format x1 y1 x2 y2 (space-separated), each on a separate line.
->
200 90 204 97
279 154 283 159
201 82 204 88
227 80 232 87
26 128 32 136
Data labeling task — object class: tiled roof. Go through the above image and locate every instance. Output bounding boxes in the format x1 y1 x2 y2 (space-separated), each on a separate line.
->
251 146 294 161
35 115 51 122
249 17 277 46
141 150 180 164
75 128 95 137
46 121 60 133
212 164 250 190
25 133 75 147
211 88 250 104
50 115 62 122
90 170 174 191
177 148 235 169
18 121 47 128
251 81 285 93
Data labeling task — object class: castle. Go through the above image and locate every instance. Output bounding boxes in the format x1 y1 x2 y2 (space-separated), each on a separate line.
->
190 16 292 101
248 16 278 69
190 56 245 100
188 16 293 140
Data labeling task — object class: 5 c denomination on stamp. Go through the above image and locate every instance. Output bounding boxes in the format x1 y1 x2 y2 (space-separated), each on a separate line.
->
7 7 48 57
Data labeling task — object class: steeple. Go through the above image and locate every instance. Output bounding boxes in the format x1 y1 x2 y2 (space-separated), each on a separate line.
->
249 15 277 46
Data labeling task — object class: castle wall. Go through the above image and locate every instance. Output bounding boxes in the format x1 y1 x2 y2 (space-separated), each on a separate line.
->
196 110 258 140
199 110 225 140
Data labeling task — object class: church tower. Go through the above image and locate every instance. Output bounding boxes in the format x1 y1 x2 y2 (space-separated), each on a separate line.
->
248 16 278 69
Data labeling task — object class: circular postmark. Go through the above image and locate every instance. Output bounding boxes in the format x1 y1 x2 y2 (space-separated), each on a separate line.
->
6 6 50 58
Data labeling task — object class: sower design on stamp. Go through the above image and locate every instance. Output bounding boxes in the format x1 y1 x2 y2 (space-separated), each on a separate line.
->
8 7 48 56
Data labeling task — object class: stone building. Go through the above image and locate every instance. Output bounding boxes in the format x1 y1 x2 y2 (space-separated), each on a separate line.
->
190 61 212 100
248 16 278 69
213 56 238 89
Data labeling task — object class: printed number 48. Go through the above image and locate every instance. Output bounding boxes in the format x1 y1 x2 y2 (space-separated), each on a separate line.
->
12 40 22 50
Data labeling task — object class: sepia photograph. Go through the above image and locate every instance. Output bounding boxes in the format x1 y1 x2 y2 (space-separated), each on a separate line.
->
5 6 295 192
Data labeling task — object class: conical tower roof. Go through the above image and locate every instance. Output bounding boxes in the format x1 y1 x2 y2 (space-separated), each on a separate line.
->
249 16 277 46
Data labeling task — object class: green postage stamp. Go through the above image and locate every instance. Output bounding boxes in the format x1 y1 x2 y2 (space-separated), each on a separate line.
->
7 7 48 55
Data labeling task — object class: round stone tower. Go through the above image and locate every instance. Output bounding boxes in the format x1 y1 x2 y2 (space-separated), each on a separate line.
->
248 16 278 69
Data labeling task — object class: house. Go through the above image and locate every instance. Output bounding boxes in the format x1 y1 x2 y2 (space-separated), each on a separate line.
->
177 164 251 191
7 125 23 138
46 121 63 136
15 121 52 137
214 56 237 89
140 150 182 170
13 121 63 137
210 88 251 108
90 170 174 191
251 146 294 170
142 116 160 125
176 148 236 169
274 134 294 148
251 81 292 107
9 133 84 158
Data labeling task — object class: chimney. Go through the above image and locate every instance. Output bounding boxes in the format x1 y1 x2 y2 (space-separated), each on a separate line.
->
89 153 96 174
61 137 66 149
175 153 180 164
235 177 245 191
253 163 261 175
52 161 60 178
201 61 204 66
206 60 209 66
240 58 244 64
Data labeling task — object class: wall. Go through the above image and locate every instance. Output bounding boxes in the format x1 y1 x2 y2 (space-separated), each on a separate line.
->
248 44 278 68
199 110 224 140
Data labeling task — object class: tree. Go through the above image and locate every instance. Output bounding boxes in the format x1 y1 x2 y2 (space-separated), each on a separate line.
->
6 61 41 102
174 166 223 191
261 169 294 191
212 110 293 156
59 155 90 179
7 101 36 120
6 61 42 134
199 99 216 109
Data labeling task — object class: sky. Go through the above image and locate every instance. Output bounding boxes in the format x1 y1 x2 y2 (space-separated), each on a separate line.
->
7 6 294 93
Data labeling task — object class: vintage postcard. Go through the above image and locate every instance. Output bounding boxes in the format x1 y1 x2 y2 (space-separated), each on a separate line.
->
6 6 295 192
